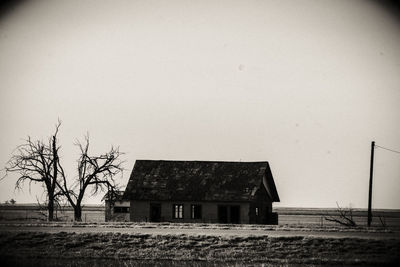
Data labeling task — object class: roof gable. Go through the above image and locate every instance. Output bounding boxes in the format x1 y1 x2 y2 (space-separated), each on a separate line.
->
123 160 279 202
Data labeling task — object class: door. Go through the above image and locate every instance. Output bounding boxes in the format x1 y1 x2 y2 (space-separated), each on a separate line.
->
150 203 161 222
218 205 240 224
230 205 240 224
218 206 228 223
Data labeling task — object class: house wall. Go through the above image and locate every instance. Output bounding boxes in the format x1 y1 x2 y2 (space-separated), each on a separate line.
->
248 186 277 224
130 200 250 224
105 200 130 222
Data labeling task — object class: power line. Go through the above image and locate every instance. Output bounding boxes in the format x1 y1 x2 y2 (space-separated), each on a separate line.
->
367 141 400 227
375 145 400 155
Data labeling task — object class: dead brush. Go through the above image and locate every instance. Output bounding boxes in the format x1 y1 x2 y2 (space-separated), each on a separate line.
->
378 215 387 229
324 202 357 227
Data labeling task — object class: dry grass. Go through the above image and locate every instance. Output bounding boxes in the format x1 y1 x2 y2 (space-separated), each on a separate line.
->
0 221 395 233
0 231 399 265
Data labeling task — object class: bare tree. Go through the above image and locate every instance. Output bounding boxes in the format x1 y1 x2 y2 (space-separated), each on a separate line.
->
3 122 63 221
57 135 123 221
324 202 357 227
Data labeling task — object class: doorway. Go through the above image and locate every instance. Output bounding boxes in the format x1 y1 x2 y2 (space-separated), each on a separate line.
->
218 206 228 223
230 205 240 224
218 205 240 224
150 203 161 222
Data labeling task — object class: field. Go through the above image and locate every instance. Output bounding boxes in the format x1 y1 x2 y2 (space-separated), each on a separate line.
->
2 204 400 227
276 207 400 228
1 222 400 266
1 206 400 265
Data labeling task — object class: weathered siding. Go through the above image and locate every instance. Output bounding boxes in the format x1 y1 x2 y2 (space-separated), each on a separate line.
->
248 186 277 224
105 201 130 222
130 201 148 222
130 200 250 224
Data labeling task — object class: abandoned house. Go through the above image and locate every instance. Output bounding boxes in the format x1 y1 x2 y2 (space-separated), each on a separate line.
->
107 160 280 224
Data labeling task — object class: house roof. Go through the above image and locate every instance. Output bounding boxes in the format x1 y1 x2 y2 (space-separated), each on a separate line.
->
101 190 125 202
122 160 280 202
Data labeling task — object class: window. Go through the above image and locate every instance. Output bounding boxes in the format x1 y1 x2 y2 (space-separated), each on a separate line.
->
173 204 184 219
255 207 259 216
114 207 129 213
191 204 202 219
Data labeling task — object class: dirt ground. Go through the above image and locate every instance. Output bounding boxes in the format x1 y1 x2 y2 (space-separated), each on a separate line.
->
0 223 399 265
1 224 399 240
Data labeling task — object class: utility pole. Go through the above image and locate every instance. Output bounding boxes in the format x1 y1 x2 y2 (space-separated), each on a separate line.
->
368 141 375 227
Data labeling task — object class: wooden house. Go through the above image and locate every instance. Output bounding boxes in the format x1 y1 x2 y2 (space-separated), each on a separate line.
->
104 191 130 222
121 160 280 224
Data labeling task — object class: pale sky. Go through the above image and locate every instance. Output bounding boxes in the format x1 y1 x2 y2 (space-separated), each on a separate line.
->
0 0 399 209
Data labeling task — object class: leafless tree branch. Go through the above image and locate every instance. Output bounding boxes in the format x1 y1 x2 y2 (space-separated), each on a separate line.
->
324 202 357 227
58 135 124 221
2 121 63 221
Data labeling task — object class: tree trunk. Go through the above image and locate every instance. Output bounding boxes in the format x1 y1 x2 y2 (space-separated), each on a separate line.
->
48 198 54 221
51 135 58 222
74 206 82 222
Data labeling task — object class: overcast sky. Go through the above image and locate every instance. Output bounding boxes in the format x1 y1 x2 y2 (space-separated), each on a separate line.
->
1 0 399 209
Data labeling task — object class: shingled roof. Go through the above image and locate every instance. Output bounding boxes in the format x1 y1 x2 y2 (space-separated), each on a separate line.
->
122 160 279 202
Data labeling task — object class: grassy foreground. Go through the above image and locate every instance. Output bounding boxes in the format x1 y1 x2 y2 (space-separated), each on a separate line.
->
0 231 399 265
